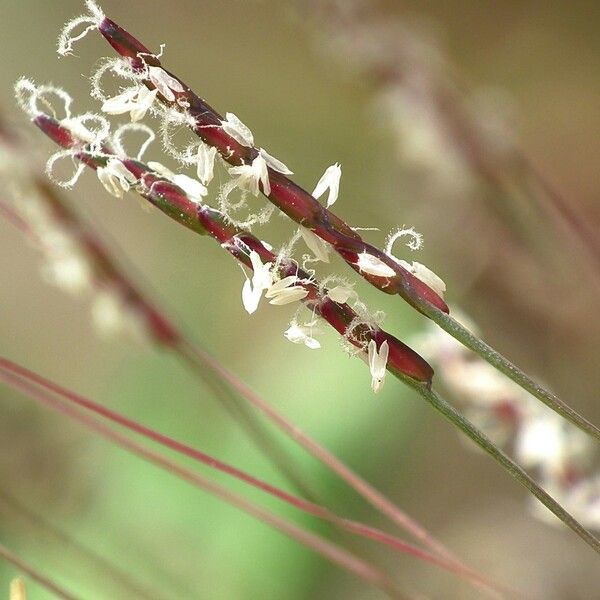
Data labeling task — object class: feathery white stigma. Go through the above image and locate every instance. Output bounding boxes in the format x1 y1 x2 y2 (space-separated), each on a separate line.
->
57 1 104 56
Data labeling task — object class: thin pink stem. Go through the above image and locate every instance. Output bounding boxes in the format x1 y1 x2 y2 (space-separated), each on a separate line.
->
0 357 514 597
0 542 81 600
1 369 402 597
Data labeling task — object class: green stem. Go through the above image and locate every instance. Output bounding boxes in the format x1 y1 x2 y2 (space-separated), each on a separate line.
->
418 303 600 443
399 375 600 555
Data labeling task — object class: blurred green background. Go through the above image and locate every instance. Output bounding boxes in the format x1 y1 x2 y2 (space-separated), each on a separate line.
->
0 1 599 598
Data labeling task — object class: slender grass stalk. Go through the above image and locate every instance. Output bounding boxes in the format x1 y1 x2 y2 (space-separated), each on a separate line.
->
416 304 600 442
0 357 515 598
398 375 600 554
92 12 600 444
1 370 404 598
0 489 163 600
0 542 81 600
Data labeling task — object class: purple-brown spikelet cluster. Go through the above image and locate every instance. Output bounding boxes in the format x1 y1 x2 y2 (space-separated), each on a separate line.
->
96 16 449 315
33 111 434 383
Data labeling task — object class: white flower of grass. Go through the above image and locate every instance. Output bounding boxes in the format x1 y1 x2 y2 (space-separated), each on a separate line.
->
102 86 158 122
146 161 207 203
299 226 330 263
229 154 271 196
326 285 354 304
221 113 254 147
196 143 218 185
241 251 273 314
356 252 396 278
368 339 389 393
259 148 293 175
312 163 341 207
284 320 322 349
171 174 207 203
147 66 185 102
96 158 137 198
398 260 446 297
265 276 308 305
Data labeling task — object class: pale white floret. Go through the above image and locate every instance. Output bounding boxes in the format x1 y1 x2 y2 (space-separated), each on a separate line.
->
326 285 354 304
147 66 185 102
147 161 175 179
299 226 330 263
145 161 207 202
221 113 254 147
284 321 322 349
102 86 159 122
241 251 273 314
171 174 207 203
229 154 271 196
259 148 293 175
265 276 308 305
96 158 137 198
367 339 389 393
356 252 396 278
312 163 341 207
398 260 446 297
196 143 218 185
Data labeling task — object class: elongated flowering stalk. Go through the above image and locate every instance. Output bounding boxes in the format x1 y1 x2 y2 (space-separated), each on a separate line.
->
90 10 449 315
76 5 600 443
29 109 433 384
